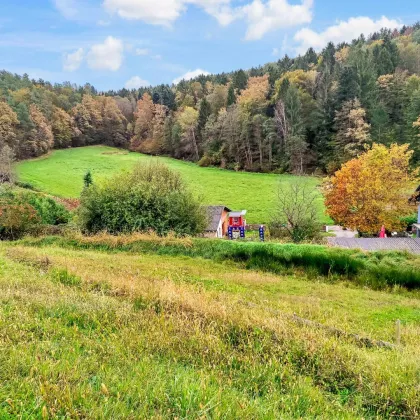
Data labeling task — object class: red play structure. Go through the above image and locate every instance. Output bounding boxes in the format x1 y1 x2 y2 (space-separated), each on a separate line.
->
228 210 247 239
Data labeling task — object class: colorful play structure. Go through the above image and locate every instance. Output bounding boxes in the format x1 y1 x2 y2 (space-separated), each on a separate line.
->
227 211 247 240
227 210 265 241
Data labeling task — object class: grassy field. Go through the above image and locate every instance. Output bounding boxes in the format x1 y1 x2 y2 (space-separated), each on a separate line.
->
16 146 329 224
1 235 419 418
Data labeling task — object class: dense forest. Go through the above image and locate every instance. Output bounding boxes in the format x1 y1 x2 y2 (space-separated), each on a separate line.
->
1 23 420 174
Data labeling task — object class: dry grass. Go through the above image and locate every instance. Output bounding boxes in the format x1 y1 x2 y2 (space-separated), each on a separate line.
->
1 242 419 418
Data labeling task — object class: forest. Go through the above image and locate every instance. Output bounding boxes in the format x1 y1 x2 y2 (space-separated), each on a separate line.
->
1 23 420 174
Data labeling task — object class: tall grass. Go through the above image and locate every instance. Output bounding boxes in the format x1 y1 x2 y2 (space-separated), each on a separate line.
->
1 244 419 418
17 233 420 290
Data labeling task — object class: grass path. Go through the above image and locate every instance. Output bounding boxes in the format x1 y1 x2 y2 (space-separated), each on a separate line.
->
16 145 329 224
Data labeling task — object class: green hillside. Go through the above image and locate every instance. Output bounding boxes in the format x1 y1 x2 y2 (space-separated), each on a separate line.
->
16 146 329 224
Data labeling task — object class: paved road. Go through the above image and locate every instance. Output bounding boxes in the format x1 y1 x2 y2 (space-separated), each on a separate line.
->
328 237 420 254
327 226 358 238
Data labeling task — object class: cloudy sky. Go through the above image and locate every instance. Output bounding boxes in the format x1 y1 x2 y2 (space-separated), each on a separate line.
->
0 0 418 91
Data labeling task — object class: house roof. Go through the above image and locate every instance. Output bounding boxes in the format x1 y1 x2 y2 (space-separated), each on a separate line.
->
204 206 231 232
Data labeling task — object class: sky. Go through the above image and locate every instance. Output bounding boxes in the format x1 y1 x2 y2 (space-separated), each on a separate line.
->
0 0 419 91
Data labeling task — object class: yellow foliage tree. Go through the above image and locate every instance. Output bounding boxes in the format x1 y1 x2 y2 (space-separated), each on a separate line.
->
274 70 318 98
238 75 269 114
324 144 418 235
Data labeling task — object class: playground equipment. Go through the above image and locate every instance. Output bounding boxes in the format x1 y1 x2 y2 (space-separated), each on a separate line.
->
227 210 247 240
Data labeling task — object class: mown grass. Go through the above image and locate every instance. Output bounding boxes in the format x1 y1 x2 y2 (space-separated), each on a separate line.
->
1 242 419 418
18 233 420 290
15 145 330 224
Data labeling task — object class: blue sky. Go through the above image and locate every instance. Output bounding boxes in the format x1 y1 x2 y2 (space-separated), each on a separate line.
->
0 0 419 91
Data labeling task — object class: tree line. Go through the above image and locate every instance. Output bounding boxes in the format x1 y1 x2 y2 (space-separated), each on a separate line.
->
1 23 420 174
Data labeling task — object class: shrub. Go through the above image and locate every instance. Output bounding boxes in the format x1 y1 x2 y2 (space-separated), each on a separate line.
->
0 186 71 239
21 192 71 225
0 202 40 239
271 180 321 243
197 155 213 167
78 162 207 236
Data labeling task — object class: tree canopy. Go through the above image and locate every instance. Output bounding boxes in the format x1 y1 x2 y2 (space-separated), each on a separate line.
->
324 143 418 234
1 23 420 174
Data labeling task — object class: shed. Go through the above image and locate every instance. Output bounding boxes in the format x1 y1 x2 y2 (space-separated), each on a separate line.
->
204 206 231 238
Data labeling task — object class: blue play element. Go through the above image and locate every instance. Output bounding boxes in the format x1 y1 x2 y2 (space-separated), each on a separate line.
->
228 226 233 240
259 226 265 242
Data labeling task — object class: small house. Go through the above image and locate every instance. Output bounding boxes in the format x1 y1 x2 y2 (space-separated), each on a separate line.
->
204 206 231 238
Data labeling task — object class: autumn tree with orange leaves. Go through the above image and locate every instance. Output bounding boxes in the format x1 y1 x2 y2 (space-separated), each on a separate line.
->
324 144 418 235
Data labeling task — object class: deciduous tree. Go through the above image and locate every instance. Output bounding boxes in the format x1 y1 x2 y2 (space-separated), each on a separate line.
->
335 99 371 162
0 101 19 150
324 143 418 234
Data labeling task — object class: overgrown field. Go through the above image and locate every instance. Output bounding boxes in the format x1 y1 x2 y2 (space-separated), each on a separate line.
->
1 235 419 418
16 145 328 224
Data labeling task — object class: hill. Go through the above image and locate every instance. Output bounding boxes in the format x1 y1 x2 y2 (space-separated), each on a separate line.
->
16 145 328 224
2 23 420 177
1 235 419 418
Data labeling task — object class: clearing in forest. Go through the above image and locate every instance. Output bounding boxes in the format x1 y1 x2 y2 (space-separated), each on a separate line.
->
16 145 328 224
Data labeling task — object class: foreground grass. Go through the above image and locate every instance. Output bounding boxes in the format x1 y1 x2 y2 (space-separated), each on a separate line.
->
20 233 420 290
15 145 329 224
1 239 419 418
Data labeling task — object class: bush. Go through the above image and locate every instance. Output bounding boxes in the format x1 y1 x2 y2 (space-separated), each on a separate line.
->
271 180 322 243
197 155 213 167
0 186 71 239
0 202 40 239
78 162 207 236
21 192 71 225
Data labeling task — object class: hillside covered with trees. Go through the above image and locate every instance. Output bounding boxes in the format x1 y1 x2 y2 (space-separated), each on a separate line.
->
2 23 420 174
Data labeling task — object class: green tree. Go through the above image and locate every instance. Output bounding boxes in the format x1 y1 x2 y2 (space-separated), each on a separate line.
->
83 170 93 188
227 85 236 106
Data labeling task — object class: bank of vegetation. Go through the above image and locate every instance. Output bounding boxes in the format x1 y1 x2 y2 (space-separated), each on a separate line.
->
16 233 420 290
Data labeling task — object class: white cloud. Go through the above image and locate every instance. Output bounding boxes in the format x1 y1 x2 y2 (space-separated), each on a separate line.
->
103 0 311 38
97 19 111 26
242 0 313 40
173 69 210 84
87 36 124 71
103 0 235 26
272 47 279 56
63 48 84 71
54 0 78 19
125 76 150 89
135 48 150 56
153 54 162 60
103 0 187 26
294 16 402 54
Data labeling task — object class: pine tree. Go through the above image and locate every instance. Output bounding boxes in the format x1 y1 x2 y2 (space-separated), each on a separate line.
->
337 67 360 105
377 48 394 76
83 170 93 188
197 97 212 139
227 85 236 106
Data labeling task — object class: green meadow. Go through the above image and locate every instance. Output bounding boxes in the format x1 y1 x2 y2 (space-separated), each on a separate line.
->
1 235 419 418
16 145 328 224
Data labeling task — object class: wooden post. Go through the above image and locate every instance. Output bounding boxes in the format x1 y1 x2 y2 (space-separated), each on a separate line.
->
396 320 401 346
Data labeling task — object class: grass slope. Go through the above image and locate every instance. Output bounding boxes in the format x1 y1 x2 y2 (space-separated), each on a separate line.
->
16 146 328 224
1 240 419 418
